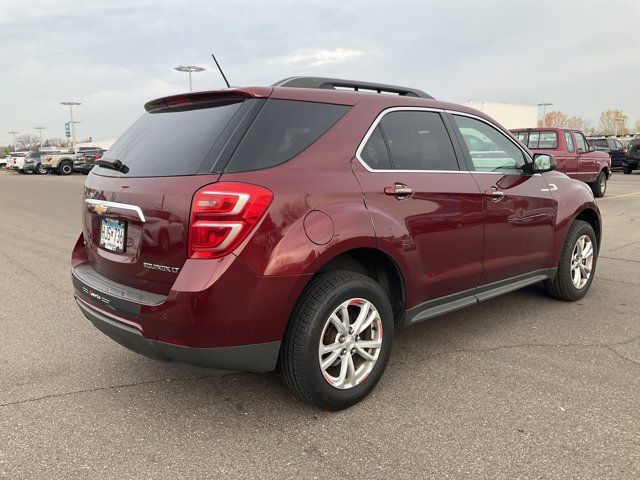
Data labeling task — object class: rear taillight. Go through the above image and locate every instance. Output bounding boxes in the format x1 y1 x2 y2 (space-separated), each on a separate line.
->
623 147 628 154
188 182 273 259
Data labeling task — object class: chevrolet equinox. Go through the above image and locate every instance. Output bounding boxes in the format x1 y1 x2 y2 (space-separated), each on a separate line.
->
72 77 602 410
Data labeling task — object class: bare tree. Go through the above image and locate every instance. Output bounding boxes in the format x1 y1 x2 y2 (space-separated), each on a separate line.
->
15 135 41 151
566 116 594 134
43 138 68 148
599 110 628 136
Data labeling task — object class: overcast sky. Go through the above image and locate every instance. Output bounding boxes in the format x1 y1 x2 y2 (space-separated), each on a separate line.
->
1 0 639 143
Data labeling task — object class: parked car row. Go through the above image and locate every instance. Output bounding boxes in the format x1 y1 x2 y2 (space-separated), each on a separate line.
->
3 148 107 175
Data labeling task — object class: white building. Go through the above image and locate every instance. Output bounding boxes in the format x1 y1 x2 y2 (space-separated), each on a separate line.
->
464 101 537 129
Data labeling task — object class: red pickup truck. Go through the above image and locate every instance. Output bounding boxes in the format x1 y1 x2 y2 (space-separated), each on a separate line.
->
511 127 611 197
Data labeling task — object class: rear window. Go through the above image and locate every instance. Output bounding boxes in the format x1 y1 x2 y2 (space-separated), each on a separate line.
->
591 139 608 148
526 131 558 149
95 100 245 177
224 99 349 173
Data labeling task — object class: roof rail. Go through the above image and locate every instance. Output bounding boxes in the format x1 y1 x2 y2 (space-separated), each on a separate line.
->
273 76 433 99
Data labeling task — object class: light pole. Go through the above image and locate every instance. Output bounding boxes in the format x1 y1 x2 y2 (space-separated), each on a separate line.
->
61 101 81 152
9 131 18 148
174 66 206 92
34 127 46 150
537 103 553 126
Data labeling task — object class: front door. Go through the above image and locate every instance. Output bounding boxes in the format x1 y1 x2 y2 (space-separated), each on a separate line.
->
352 109 484 308
449 113 557 285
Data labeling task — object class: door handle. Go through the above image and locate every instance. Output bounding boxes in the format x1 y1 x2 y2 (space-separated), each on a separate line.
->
484 187 505 201
384 183 414 199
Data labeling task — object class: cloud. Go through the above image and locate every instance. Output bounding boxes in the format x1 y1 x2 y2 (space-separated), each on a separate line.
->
269 48 365 68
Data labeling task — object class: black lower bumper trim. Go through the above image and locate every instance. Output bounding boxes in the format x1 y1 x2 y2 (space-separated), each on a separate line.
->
76 298 281 373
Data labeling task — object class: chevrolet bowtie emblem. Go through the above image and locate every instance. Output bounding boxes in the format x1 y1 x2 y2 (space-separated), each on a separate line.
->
94 203 108 216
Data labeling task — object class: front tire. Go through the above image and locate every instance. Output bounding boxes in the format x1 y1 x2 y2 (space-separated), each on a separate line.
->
544 220 597 301
280 271 394 410
622 164 632 174
36 164 47 175
59 162 73 175
590 171 607 197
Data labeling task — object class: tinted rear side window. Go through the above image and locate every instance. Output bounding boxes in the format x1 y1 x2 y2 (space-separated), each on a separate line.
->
95 100 244 177
225 99 349 173
378 111 459 171
360 126 392 169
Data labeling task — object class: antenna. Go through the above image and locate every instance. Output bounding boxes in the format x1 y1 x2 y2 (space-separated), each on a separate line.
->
211 53 231 88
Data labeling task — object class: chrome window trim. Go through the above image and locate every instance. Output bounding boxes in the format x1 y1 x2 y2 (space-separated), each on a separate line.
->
85 199 146 222
355 106 535 174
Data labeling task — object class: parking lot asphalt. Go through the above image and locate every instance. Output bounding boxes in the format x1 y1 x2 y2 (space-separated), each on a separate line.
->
0 170 639 479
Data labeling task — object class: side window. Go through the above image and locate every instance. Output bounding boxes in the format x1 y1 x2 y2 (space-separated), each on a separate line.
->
614 140 623 150
515 132 528 145
360 126 391 169
574 132 587 151
377 111 459 171
564 131 575 152
452 115 527 173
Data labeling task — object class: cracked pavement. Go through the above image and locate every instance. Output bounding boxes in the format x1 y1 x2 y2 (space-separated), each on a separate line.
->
0 171 639 479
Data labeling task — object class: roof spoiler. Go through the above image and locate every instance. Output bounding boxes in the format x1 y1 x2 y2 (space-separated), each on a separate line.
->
273 76 433 99
144 87 272 112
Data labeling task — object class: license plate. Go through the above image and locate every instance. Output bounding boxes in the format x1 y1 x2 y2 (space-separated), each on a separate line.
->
99 218 126 253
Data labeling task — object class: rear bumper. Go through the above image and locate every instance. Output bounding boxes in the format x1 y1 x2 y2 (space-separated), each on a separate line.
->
76 296 281 373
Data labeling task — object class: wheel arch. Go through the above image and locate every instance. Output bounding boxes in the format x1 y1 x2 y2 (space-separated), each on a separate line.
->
574 207 601 251
311 247 406 325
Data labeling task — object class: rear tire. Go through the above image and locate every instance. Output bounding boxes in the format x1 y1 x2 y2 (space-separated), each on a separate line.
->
280 271 394 410
590 171 607 197
59 162 73 175
544 220 597 301
36 163 47 175
622 164 632 174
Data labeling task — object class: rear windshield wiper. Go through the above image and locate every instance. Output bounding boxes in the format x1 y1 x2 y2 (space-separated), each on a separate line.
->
96 158 129 174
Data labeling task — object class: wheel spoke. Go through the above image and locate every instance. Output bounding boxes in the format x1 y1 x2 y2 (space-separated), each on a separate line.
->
321 342 342 354
329 314 348 335
355 310 377 336
355 346 376 362
346 353 357 387
582 242 593 259
357 339 382 350
321 349 342 370
336 354 349 386
351 302 370 334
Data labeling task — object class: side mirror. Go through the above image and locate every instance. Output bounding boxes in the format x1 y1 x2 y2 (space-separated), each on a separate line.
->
576 148 584 155
532 153 556 173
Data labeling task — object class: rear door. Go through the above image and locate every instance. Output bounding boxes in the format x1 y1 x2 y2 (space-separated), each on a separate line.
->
449 113 556 285
352 108 484 306
83 98 262 295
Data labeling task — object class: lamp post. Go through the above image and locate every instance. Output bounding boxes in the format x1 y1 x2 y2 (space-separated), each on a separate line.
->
34 127 46 150
537 103 553 126
174 65 206 92
9 131 18 148
61 102 81 152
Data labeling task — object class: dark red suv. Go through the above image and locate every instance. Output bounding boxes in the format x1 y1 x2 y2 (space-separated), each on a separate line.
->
72 77 601 410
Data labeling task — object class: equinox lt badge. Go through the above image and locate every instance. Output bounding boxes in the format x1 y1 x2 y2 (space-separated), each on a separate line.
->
143 262 180 274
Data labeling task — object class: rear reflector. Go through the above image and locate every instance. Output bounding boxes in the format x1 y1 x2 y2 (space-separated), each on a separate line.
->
188 182 272 259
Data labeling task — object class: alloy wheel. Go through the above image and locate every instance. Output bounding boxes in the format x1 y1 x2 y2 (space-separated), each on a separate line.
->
571 235 594 289
318 298 383 390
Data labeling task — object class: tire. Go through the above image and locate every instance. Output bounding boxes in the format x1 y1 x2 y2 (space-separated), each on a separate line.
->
544 220 597 301
280 271 394 410
622 164 632 174
590 171 607 197
59 162 73 175
36 164 47 175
